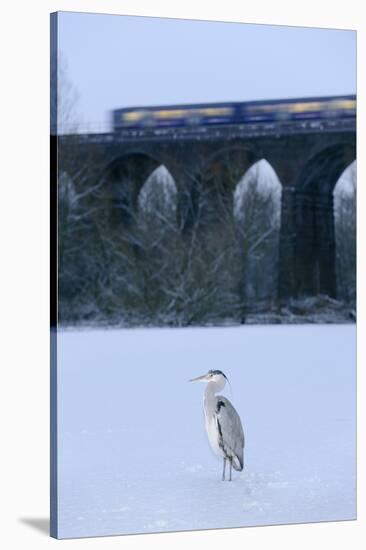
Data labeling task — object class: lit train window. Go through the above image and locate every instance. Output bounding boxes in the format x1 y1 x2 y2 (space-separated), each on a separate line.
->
152 107 234 119
122 111 145 122
153 109 186 119
326 99 356 110
289 102 323 113
245 103 293 114
199 107 234 116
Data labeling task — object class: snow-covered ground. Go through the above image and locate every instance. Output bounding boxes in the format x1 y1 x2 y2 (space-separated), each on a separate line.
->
56 325 356 538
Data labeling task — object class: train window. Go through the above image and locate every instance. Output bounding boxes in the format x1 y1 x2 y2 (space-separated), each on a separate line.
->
327 99 356 110
245 103 293 114
153 109 185 119
289 102 322 113
122 111 144 122
199 107 234 116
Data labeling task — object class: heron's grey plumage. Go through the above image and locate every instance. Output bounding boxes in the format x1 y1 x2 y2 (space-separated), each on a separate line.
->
190 370 245 481
215 396 244 471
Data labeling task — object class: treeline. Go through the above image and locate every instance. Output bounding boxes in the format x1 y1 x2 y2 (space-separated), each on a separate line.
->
58 160 282 326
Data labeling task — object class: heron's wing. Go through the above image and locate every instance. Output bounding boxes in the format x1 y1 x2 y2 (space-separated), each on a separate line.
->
215 396 244 471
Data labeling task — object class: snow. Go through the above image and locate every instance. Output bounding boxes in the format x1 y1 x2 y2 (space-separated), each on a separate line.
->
56 324 356 538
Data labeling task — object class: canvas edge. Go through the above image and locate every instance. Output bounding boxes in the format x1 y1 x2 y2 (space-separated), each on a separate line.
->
50 10 59 540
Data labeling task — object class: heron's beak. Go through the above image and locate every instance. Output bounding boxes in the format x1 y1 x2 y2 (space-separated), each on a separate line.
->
189 374 208 382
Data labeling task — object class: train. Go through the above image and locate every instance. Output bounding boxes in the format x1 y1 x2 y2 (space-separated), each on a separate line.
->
112 95 356 131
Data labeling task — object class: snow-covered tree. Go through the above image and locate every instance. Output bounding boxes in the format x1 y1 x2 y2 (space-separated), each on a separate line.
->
138 165 177 225
333 160 356 303
233 159 282 307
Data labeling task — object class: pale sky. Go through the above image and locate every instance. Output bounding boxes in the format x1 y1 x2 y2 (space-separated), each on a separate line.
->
56 12 356 129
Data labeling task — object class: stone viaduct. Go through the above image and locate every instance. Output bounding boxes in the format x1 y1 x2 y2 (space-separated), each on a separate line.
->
56 115 356 301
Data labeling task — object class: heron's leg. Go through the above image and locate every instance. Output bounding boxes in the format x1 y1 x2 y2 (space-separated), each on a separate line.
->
222 457 226 481
229 458 232 482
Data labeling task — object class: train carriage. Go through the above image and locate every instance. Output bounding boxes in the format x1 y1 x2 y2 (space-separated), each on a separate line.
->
112 95 356 131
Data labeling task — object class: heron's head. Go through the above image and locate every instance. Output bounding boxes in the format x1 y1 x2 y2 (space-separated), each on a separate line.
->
189 369 228 389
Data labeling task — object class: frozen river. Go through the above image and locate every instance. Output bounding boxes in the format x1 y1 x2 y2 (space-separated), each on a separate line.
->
55 324 356 538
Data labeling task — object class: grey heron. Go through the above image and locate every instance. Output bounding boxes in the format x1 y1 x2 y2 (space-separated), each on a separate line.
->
190 369 244 481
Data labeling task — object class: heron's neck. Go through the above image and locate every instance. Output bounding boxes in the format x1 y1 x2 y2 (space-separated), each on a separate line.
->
204 382 219 410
